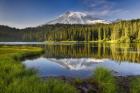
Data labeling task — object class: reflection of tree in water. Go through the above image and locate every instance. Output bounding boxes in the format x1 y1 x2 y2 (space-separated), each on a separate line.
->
39 43 140 63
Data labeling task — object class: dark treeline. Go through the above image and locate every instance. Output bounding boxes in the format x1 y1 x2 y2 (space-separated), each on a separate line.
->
0 19 140 42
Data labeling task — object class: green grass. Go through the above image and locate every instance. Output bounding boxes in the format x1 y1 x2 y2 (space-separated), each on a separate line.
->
1 46 140 93
0 46 78 93
130 77 140 93
92 67 117 93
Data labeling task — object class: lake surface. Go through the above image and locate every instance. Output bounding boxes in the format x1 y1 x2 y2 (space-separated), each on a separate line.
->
1 42 140 78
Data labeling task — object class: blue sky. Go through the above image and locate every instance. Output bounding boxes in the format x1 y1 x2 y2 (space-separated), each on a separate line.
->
0 0 140 28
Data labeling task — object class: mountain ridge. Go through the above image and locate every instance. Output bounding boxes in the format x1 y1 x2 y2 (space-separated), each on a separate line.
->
47 11 110 24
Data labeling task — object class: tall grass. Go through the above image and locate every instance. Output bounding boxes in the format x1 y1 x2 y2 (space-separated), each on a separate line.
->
130 77 140 93
92 67 117 93
0 46 78 93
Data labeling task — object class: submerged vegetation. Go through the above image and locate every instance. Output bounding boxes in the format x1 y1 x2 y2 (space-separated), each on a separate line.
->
0 19 140 43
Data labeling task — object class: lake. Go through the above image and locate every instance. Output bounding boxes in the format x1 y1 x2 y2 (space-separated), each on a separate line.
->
1 42 140 78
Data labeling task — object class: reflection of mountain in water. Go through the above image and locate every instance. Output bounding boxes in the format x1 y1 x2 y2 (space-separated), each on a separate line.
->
23 57 140 77
47 58 109 70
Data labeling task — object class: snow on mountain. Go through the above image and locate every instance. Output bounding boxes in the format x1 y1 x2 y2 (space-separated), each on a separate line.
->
47 11 110 24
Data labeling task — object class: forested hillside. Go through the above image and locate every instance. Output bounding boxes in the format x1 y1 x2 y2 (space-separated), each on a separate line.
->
0 19 140 42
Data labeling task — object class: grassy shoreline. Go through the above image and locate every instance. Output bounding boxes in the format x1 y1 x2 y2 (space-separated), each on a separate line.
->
1 46 140 93
0 46 78 93
44 68 140 93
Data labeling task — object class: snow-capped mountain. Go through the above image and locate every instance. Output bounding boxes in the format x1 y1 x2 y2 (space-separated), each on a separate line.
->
47 11 110 24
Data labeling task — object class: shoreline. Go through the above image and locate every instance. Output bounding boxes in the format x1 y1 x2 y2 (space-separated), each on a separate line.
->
42 75 140 93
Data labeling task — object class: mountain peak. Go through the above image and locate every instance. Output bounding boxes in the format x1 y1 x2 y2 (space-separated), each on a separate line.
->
48 11 110 24
65 11 72 15
62 11 87 17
